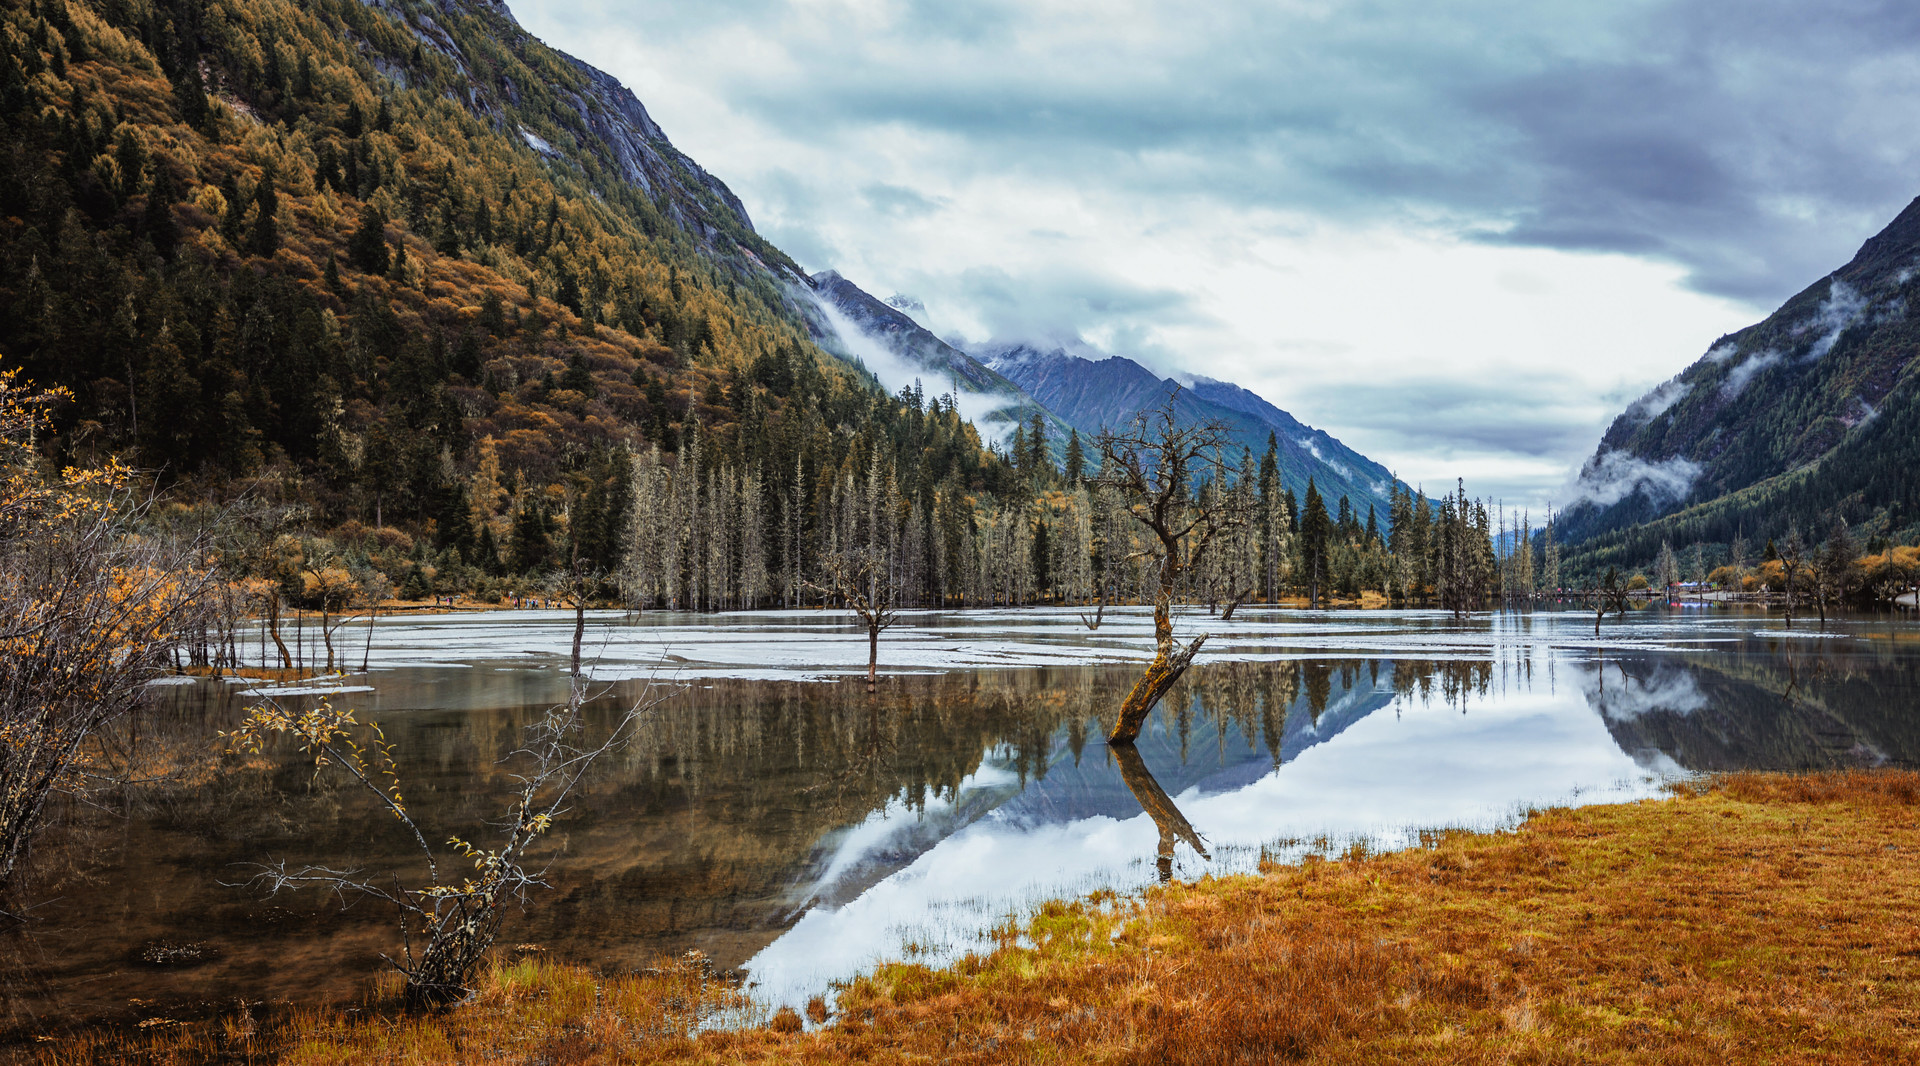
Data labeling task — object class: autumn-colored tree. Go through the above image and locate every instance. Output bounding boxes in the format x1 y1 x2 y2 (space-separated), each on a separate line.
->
0 369 209 896
301 565 361 671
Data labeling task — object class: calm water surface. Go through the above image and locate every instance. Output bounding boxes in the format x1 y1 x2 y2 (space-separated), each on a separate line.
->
6 604 1919 1038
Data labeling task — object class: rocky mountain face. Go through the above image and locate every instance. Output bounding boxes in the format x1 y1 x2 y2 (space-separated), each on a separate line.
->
1561 196 1920 559
979 344 1399 518
801 272 1067 445
361 0 785 266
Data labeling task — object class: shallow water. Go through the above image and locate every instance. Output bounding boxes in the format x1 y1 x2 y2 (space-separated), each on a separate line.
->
6 604 1919 1037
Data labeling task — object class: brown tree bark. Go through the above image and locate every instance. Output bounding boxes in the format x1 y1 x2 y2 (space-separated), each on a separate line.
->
265 596 292 669
1109 585 1208 744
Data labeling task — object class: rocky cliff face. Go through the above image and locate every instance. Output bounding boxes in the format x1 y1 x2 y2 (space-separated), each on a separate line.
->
361 0 777 260
1562 195 1920 547
980 344 1399 517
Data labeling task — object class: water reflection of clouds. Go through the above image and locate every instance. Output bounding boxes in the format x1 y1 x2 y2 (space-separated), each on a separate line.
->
1573 661 1711 721
743 660 1670 1009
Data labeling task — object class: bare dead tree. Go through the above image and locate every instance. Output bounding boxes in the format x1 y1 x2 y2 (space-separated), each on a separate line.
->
1779 524 1805 629
807 544 900 692
223 671 671 1008
1077 583 1110 631
1095 390 1253 744
544 548 604 678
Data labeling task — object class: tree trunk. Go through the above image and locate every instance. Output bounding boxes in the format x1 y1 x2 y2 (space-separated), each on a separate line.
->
867 621 879 691
1109 588 1207 744
321 610 336 672
1220 585 1252 621
570 597 586 678
361 602 377 672
266 599 292 669
1079 589 1108 631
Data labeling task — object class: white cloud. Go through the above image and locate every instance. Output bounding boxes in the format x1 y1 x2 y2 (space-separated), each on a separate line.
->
1569 451 1703 508
1798 277 1867 361
501 0 1920 510
1720 348 1781 399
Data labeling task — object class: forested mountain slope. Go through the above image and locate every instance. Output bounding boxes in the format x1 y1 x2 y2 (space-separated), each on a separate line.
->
1560 196 1920 569
981 343 1399 519
0 0 1017 584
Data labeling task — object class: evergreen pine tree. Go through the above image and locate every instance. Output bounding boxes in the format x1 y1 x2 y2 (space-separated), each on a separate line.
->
1301 477 1331 606
1063 429 1085 484
348 202 389 275
249 167 279 255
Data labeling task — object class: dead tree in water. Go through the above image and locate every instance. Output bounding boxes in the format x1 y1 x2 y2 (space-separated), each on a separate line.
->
545 548 603 678
1588 567 1630 636
808 544 899 692
1096 391 1252 744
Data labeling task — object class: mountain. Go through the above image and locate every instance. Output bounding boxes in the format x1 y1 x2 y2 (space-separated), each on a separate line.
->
0 0 1026 587
980 344 1399 518
1560 196 1920 570
799 271 1066 445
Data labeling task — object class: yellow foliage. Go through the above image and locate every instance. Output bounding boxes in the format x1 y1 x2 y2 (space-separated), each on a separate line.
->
0 367 130 534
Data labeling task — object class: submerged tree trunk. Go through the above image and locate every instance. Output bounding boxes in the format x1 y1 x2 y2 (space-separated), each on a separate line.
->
1109 586 1207 744
1079 590 1108 631
570 596 586 678
361 603 377 672
1219 583 1254 621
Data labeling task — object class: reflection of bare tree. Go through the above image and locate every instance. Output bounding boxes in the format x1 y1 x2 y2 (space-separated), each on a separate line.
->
795 697 902 823
1387 659 1494 713
1110 743 1209 883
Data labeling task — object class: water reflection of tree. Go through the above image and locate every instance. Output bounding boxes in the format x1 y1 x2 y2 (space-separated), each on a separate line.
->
1598 643 1920 771
1110 743 1208 883
12 659 1400 1029
1385 659 1496 713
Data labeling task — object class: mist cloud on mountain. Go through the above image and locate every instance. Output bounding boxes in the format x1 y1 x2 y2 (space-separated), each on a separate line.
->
508 0 1920 508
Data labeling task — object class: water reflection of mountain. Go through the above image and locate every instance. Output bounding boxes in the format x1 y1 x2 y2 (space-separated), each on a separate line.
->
777 661 1399 913
16 640 1920 1035
1588 642 1920 771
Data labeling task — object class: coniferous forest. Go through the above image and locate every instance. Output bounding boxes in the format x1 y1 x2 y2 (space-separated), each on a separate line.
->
0 0 1559 621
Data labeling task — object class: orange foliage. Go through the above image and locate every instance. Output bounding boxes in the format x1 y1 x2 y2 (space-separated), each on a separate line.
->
37 770 1920 1063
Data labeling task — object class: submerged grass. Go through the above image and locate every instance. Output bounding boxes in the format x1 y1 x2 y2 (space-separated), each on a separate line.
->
30 770 1920 1063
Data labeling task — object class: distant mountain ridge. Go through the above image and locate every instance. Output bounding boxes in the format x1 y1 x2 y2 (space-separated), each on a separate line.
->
800 271 1065 444
1561 195 1920 567
979 344 1399 517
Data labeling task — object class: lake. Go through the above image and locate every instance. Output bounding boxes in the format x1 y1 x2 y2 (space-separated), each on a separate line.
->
6 603 1919 1039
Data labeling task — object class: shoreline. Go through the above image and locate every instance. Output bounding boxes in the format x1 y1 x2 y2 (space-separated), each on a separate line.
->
30 769 1920 1063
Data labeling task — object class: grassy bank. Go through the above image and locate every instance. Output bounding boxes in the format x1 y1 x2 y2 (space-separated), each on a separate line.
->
32 771 1920 1064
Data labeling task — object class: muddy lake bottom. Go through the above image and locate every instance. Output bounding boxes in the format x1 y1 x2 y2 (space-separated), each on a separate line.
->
6 604 1919 1043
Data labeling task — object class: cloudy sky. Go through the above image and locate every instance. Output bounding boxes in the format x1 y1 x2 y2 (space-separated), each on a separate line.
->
510 0 1920 509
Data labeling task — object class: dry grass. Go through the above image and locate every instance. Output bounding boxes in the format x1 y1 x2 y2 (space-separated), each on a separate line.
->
31 770 1920 1063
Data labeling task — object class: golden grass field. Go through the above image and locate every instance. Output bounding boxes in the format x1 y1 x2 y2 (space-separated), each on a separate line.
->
33 770 1920 1064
